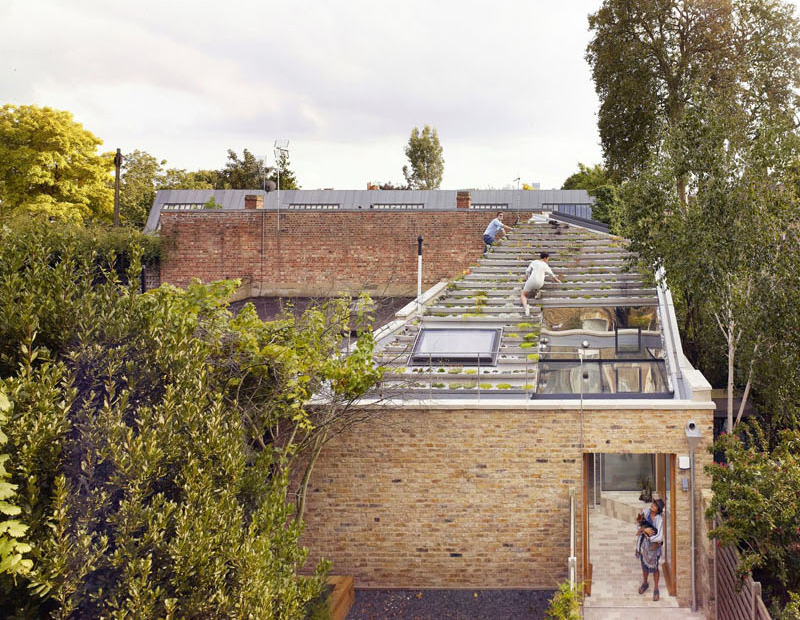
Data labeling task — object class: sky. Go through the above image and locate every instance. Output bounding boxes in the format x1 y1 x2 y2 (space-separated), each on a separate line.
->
2 1 635 189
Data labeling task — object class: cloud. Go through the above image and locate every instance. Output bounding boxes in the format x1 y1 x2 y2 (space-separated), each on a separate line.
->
1 0 605 187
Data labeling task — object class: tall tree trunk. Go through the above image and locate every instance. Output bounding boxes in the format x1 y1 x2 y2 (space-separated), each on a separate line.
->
295 430 327 522
727 324 735 432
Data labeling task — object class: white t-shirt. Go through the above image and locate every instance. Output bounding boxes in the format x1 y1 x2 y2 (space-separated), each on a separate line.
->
523 259 555 292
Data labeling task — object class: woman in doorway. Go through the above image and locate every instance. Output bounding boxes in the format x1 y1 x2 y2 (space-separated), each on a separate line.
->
636 498 665 601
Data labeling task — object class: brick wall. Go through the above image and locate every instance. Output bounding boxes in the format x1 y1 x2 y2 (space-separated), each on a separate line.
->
300 406 713 607
159 211 514 297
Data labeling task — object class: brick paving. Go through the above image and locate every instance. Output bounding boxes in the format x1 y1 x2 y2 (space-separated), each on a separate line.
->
583 508 706 619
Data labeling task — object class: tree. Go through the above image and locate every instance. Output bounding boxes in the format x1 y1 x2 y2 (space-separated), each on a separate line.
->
402 125 444 189
216 148 300 191
561 163 620 226
120 151 216 228
0 105 113 223
0 218 382 617
0 389 31 577
268 150 299 190
617 94 800 432
587 0 800 189
707 424 800 612
119 150 163 228
217 149 265 190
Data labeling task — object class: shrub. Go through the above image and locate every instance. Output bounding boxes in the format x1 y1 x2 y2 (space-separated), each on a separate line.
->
545 581 583 620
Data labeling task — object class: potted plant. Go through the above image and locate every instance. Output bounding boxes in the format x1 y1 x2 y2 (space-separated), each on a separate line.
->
639 477 653 503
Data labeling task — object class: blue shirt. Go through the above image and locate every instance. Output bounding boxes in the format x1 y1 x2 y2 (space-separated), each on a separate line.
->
483 218 505 239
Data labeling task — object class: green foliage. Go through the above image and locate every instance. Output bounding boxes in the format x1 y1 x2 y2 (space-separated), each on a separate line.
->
120 150 215 228
587 0 800 181
0 388 31 576
218 149 299 191
561 163 620 226
0 104 113 223
0 219 381 617
402 125 444 189
218 148 265 190
204 196 223 209
270 150 299 190
707 424 800 599
617 93 800 430
545 581 583 620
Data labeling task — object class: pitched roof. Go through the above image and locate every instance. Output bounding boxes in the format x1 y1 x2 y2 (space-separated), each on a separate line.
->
373 214 697 402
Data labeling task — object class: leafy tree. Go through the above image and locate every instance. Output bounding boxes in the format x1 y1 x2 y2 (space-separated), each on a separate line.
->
217 148 265 190
617 95 800 432
120 151 215 228
0 217 381 617
119 150 163 228
0 388 31 577
0 105 113 223
561 163 620 226
269 150 299 190
402 125 444 189
707 424 800 611
217 148 299 191
587 0 800 189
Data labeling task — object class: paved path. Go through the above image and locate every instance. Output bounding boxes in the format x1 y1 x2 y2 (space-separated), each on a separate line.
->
583 509 705 619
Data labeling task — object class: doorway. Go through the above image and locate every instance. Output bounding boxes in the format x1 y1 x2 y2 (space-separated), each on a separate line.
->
582 453 676 600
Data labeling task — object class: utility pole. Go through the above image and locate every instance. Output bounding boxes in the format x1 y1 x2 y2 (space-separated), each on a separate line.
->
113 148 123 226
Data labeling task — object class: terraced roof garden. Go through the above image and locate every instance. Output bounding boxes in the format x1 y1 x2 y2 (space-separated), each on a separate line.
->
374 214 676 400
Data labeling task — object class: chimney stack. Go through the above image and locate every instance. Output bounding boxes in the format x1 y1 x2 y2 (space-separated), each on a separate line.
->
456 191 471 209
244 194 264 210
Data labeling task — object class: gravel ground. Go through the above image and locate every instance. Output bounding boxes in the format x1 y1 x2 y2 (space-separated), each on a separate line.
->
347 589 555 620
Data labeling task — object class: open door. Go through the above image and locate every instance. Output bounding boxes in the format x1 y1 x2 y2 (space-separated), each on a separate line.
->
582 453 592 596
655 453 677 596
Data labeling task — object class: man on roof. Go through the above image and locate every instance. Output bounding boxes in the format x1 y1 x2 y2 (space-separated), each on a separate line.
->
521 251 562 316
482 211 513 255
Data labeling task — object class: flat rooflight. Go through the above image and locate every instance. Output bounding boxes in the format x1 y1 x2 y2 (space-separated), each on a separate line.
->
408 328 502 366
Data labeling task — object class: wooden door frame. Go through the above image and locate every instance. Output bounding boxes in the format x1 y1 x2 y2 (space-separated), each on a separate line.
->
656 453 678 596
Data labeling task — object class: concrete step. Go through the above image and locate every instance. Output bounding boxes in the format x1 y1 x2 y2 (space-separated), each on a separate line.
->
599 496 642 523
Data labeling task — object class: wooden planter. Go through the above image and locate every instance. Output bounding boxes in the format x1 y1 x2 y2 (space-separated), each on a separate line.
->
327 576 354 620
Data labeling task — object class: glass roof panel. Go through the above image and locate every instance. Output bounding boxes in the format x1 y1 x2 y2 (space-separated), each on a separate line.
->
409 328 502 366
534 306 672 398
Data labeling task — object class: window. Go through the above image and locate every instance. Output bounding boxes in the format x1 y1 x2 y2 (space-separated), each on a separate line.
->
470 203 508 210
408 328 502 366
615 327 642 354
162 203 205 210
287 203 340 210
371 203 424 210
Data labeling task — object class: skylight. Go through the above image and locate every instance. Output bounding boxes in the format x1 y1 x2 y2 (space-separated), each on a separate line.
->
408 328 502 366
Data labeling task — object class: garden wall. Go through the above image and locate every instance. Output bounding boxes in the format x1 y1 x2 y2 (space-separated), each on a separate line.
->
159 210 511 297
299 405 714 608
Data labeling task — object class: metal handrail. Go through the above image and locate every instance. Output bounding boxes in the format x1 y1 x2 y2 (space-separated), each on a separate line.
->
569 488 577 589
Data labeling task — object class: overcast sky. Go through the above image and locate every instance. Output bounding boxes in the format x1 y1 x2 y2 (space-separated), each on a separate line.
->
0 1 678 189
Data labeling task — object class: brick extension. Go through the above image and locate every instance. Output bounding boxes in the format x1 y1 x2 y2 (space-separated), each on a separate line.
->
300 406 714 607
159 210 512 297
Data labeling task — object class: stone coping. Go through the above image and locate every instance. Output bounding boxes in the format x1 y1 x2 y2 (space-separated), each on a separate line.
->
338 398 716 410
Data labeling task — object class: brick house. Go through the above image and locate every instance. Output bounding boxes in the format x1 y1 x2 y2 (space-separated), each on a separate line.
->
149 192 714 614
296 213 714 615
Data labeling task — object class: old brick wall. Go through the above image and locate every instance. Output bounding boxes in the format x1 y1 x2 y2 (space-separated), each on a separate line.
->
159 211 514 297
300 406 713 605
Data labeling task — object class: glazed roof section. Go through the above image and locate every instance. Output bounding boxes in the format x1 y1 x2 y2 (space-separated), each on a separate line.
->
373 215 702 401
145 188 594 232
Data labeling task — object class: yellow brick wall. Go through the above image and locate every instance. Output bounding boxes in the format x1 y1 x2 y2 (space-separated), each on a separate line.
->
300 406 713 607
